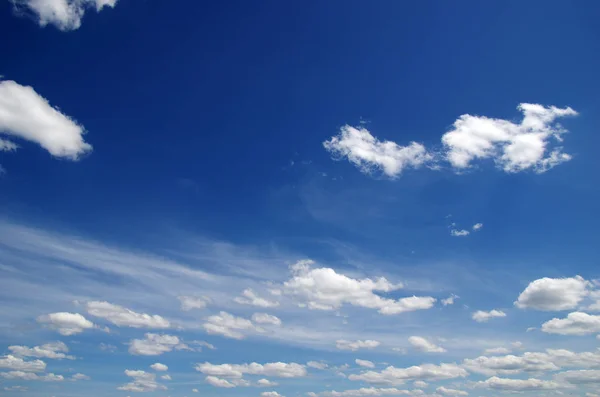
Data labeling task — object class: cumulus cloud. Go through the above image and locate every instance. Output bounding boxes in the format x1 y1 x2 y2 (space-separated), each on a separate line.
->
355 359 375 368
257 378 279 387
472 309 506 323
311 387 417 397
235 289 279 308
0 355 46 372
205 375 238 388
86 301 170 329
128 333 188 356
252 313 282 326
117 369 166 392
515 276 591 311
8 342 74 360
307 361 328 370
348 363 467 385
283 261 435 315
71 373 90 380
482 347 511 355
178 295 210 311
202 311 260 340
150 363 168 372
195 361 306 379
0 80 92 158
0 371 63 381
474 376 560 391
462 353 559 376
36 312 95 335
323 125 432 178
472 223 483 231
541 312 600 335
10 0 118 31
336 340 381 351
441 294 458 306
555 369 600 385
261 392 284 397
436 386 468 396
408 336 446 353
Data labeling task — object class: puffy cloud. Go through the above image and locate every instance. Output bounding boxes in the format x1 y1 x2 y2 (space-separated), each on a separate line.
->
283 261 434 315
8 342 74 360
442 103 577 172
202 311 259 340
117 369 166 392
261 392 284 397
323 125 433 178
205 375 237 388
257 378 279 387
474 376 560 391
128 333 188 356
555 369 600 384
541 312 600 335
178 296 210 311
472 223 483 231
307 361 328 370
413 381 427 388
0 355 46 372
252 313 282 326
408 336 446 353
195 362 307 379
441 294 458 306
0 371 63 381
472 309 506 323
10 0 118 31
336 340 381 351
311 387 416 397
515 276 591 311
235 289 279 308
348 363 468 385
0 80 92 158
37 312 95 335
463 354 559 376
86 301 170 329
450 229 469 237
150 363 168 372
356 359 375 368
71 373 90 380
436 386 468 396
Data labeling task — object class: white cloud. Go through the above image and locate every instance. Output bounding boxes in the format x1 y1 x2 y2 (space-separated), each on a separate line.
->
311 387 416 397
0 371 63 381
117 369 166 392
323 125 432 178
413 381 427 388
474 376 560 391
462 353 559 376
442 103 577 172
0 80 92 158
555 369 600 384
482 347 511 355
192 388 198 392
283 261 435 315
160 374 171 380
235 288 279 308
541 312 600 335
128 333 188 356
336 340 381 351
472 223 483 231
202 311 260 340
257 378 278 387
0 138 17 151
450 229 470 237
472 309 506 323
195 362 307 379
348 363 468 385
86 301 170 329
515 276 591 311
252 313 282 326
0 355 46 372
408 336 446 353
71 373 90 380
150 363 168 372
8 342 74 360
436 386 468 396
10 0 118 31
261 392 284 397
441 294 458 306
355 359 375 368
307 361 328 370
205 375 237 388
178 295 210 311
36 312 94 335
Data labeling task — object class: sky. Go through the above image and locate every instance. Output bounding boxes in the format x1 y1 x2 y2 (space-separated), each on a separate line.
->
1 0 600 396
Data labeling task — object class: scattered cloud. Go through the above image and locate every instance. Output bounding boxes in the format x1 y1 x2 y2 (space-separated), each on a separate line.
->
472 309 506 323
450 229 470 237
178 295 210 311
0 355 46 372
482 347 511 355
336 340 381 351
541 312 600 335
128 333 188 356
117 369 166 392
150 363 168 372
86 301 170 329
257 378 279 387
252 313 282 326
8 342 74 360
515 276 591 311
36 312 95 335
355 359 375 368
0 371 63 381
235 288 280 308
196 361 307 379
261 392 284 397
441 294 458 306
71 373 90 380
348 363 468 385
307 361 328 370
472 223 483 231
436 386 468 396
473 376 560 391
408 336 446 353
310 387 417 397
202 311 260 340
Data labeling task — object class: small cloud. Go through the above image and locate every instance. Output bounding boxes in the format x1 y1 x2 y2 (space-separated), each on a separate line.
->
472 309 506 323
450 229 470 237
441 294 459 306
472 223 483 231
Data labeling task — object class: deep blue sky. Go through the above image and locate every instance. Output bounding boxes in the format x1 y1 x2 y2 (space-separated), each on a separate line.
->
1 1 600 396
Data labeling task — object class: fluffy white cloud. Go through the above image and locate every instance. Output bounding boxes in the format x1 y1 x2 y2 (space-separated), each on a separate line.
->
463 354 559 376
150 363 168 372
205 375 237 388
442 103 577 172
36 312 95 335
178 296 210 311
128 333 188 356
311 387 416 397
0 355 46 372
408 336 446 353
71 373 90 380
307 361 328 370
0 371 63 381
450 229 469 237
472 309 506 323
356 359 375 368
10 0 117 31
541 312 600 335
235 289 279 308
515 276 591 311
336 340 381 351
323 125 432 178
555 369 600 384
474 376 560 391
195 362 306 379
348 363 468 385
86 301 170 329
472 223 483 231
441 294 458 306
8 342 74 360
0 80 92 158
202 311 259 340
257 378 279 387
261 392 284 397
283 261 435 315
117 369 166 392
436 386 468 396
252 313 282 326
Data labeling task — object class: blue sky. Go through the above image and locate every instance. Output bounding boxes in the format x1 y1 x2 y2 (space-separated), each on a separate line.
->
1 0 600 396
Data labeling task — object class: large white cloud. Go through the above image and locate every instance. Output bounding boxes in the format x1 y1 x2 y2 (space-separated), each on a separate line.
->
117 369 166 392
408 336 446 353
36 312 95 335
323 125 432 178
0 80 92 159
471 309 506 323
348 363 468 385
128 333 188 356
0 355 46 372
195 362 306 379
86 301 170 329
541 312 600 335
10 0 118 31
8 342 74 360
283 261 435 315
515 276 591 311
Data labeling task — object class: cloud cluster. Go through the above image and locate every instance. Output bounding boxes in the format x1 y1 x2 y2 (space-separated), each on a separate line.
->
8 342 74 360
128 333 188 356
348 363 468 385
117 369 166 392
